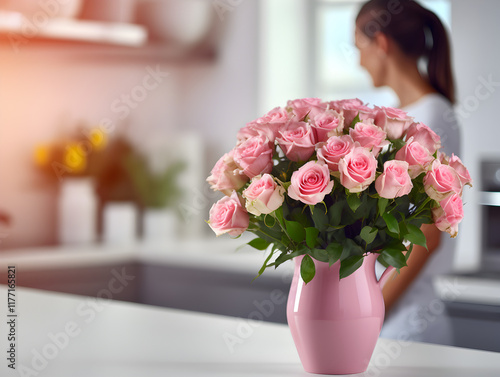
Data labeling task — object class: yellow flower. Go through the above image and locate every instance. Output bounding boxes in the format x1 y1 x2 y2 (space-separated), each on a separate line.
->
88 128 107 150
64 144 87 173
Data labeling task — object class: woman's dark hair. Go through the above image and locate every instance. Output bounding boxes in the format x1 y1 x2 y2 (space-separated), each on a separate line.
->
356 0 455 104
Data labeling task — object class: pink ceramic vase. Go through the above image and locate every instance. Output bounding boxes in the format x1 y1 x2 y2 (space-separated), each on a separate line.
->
287 253 395 375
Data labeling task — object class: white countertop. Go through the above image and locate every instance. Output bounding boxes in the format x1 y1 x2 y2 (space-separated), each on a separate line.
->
3 286 500 377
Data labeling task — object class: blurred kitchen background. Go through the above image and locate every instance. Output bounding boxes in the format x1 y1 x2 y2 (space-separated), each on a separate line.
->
0 0 499 352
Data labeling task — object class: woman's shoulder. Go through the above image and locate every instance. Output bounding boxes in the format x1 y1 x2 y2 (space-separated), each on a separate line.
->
404 93 454 115
404 93 458 127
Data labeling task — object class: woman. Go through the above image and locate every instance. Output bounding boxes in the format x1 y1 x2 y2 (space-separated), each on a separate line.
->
355 0 461 345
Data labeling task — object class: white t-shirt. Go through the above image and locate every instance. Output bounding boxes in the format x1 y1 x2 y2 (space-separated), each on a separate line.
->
403 93 461 157
380 93 462 346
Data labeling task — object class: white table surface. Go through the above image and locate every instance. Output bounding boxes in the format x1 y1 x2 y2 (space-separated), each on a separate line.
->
2 286 500 377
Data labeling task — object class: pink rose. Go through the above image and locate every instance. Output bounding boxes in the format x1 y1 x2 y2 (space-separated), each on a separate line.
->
207 151 249 195
255 106 290 125
349 121 389 156
287 98 327 121
374 106 414 140
404 122 441 154
338 146 378 193
243 174 285 216
288 161 334 205
277 121 316 162
330 98 372 126
395 137 434 178
375 160 413 199
311 110 344 142
242 106 291 143
233 135 274 179
316 135 355 172
432 193 464 238
437 151 449 164
236 123 262 144
208 191 249 236
424 160 463 202
448 154 472 187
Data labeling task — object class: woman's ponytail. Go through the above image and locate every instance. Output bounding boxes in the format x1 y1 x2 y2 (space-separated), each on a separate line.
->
423 9 455 104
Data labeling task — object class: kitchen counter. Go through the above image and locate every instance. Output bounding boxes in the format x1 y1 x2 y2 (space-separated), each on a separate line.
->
3 286 500 377
0 239 295 324
433 272 500 352
0 237 293 277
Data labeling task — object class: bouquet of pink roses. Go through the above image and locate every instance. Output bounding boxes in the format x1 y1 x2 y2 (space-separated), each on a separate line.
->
207 98 471 283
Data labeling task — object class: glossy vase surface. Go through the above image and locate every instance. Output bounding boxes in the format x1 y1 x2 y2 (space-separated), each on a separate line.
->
287 253 393 375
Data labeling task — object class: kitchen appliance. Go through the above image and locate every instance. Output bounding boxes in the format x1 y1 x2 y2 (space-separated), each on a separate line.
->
479 160 500 269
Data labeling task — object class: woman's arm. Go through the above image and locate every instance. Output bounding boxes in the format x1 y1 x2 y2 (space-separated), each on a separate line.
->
382 223 442 312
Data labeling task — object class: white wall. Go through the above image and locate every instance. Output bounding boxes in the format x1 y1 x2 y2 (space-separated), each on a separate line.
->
0 0 259 249
451 1 500 270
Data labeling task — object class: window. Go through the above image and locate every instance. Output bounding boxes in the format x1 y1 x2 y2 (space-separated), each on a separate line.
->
312 0 451 106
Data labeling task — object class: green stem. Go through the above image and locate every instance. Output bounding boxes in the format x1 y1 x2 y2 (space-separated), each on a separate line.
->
408 197 432 220
271 213 295 248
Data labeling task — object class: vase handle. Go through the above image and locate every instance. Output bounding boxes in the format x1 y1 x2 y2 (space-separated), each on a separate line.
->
378 265 396 288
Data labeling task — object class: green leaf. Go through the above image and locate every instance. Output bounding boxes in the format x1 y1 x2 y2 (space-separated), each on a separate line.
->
377 253 390 268
300 255 316 284
329 200 344 226
349 113 361 128
378 198 389 215
248 238 270 251
286 220 306 243
405 243 414 261
399 221 408 236
251 228 282 245
383 212 399 235
339 255 364 279
342 238 364 257
271 249 304 268
405 224 427 249
360 226 378 245
311 248 329 263
305 227 320 248
380 248 407 269
392 138 406 149
254 249 275 280
311 207 329 231
347 194 362 212
290 208 311 227
325 243 342 266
